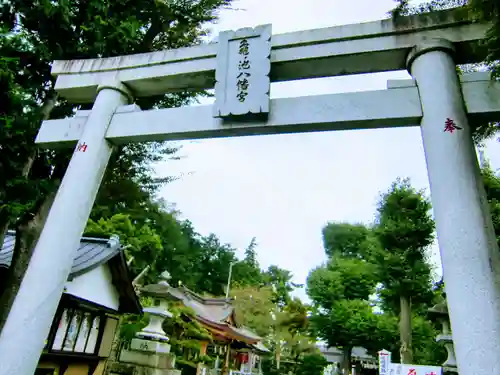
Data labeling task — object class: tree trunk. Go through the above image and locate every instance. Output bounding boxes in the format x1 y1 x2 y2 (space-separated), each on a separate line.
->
0 93 59 333
341 346 352 375
399 295 413 364
0 184 59 333
275 342 281 369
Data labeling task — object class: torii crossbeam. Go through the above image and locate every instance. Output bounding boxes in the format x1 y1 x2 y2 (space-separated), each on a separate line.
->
1 9 499 375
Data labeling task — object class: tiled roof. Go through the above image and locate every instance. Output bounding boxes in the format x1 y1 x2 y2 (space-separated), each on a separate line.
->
0 230 121 280
0 230 141 314
180 288 234 324
140 283 235 324
140 282 263 344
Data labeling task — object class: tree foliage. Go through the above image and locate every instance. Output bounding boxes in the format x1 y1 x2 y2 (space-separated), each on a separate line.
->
307 226 386 374
374 179 435 314
295 352 329 375
231 283 316 375
231 286 276 338
373 178 435 363
314 186 444 368
481 162 500 247
0 0 233 330
307 258 376 306
322 222 375 260
274 298 315 372
0 0 232 229
263 265 298 307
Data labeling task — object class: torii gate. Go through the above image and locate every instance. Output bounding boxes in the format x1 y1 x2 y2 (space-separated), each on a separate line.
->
1 9 499 375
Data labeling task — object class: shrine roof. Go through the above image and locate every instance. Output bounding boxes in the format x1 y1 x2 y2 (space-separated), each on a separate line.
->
0 230 141 314
141 282 236 324
1 230 122 277
179 286 235 323
251 341 270 353
230 325 262 342
178 288 263 344
141 281 263 344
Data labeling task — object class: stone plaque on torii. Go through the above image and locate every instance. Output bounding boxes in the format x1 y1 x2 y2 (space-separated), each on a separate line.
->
1 9 500 375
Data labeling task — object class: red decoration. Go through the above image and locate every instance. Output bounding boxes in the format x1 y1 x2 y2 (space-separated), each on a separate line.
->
76 142 88 152
407 369 416 375
426 372 437 375
444 118 462 133
240 353 249 364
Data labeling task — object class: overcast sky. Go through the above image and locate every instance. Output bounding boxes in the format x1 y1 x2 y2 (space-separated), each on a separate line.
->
155 0 500 300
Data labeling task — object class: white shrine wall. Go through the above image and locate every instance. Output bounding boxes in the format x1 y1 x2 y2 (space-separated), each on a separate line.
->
64 265 120 311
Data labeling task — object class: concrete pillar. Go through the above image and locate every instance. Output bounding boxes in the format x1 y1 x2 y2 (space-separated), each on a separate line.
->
407 38 500 375
0 80 132 375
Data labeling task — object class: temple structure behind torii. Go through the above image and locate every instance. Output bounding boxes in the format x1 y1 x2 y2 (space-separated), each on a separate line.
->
1 9 500 375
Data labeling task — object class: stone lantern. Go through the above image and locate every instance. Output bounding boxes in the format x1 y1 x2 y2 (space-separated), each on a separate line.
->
428 295 458 374
117 271 183 375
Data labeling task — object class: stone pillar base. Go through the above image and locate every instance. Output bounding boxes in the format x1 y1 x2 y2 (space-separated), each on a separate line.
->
131 368 182 375
109 362 182 375
119 349 176 369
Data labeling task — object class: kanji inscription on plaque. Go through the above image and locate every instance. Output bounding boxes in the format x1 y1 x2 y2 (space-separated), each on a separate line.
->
213 24 272 119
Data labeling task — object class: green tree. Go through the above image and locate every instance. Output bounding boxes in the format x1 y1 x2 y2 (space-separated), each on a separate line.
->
195 233 240 296
263 265 298 307
232 237 264 288
231 285 314 374
84 213 165 277
411 315 446 365
102 213 266 299
322 222 375 259
163 220 216 290
231 285 276 338
295 352 328 375
307 258 377 306
373 178 435 364
274 298 315 372
0 0 233 330
481 162 500 246
277 298 309 337
307 256 380 374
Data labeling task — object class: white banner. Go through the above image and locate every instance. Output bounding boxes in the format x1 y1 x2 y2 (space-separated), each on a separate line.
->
378 349 442 375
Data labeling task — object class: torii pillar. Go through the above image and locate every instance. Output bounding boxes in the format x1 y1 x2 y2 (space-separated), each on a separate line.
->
408 38 500 375
0 79 133 375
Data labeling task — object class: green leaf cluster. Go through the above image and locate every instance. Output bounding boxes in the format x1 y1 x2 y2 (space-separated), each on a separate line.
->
374 178 435 314
0 0 237 329
308 177 443 368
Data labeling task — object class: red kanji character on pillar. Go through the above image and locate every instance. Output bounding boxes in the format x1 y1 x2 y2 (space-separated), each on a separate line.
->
444 118 462 133
76 142 88 152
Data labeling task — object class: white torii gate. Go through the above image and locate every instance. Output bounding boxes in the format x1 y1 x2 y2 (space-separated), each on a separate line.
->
1 9 499 375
